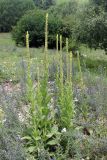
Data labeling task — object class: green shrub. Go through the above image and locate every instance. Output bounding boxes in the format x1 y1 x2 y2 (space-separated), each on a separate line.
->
0 0 35 32
49 0 78 17
33 0 55 9
12 9 72 49
73 4 107 52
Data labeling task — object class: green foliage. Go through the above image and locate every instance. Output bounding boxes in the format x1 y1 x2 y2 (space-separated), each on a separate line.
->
12 9 71 49
1 0 107 158
22 28 61 158
91 0 107 11
73 4 107 52
24 58 61 158
33 0 55 9
49 0 78 17
0 0 35 32
55 38 74 129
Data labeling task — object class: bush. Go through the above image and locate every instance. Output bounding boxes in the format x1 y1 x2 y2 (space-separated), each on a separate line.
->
49 0 78 18
73 4 107 52
12 9 72 49
0 0 35 32
33 0 55 9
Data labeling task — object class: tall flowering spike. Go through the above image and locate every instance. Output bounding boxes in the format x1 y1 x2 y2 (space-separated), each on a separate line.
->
69 51 73 83
26 31 30 59
66 38 69 82
56 34 59 81
59 35 63 94
45 13 48 53
44 13 48 70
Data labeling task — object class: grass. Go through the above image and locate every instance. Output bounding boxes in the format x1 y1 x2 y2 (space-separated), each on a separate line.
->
80 45 106 60
79 45 107 74
0 33 55 82
0 33 107 83
56 0 89 5
56 0 70 5
0 32 107 159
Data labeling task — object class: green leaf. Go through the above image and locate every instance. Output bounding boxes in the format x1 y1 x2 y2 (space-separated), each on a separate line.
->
46 133 54 138
33 136 41 141
22 136 32 140
47 139 58 146
28 146 36 153
52 125 58 133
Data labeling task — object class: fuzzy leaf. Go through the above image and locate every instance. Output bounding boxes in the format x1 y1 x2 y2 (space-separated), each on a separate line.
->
22 136 32 140
46 133 54 138
33 136 41 141
47 139 58 146
28 146 36 153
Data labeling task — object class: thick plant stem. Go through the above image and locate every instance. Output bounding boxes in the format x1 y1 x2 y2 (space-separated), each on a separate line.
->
66 38 69 83
26 31 31 76
69 51 73 84
66 51 74 128
59 35 64 104
26 31 35 117
56 34 59 82
44 13 48 72
59 35 63 87
26 31 31 59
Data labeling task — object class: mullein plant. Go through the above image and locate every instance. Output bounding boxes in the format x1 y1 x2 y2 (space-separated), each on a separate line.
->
40 13 50 114
64 51 75 128
56 34 59 81
44 13 49 72
23 31 39 153
58 35 64 111
66 38 69 82
33 13 61 155
61 45 74 128
39 13 51 120
23 14 61 157
59 35 64 94
26 31 36 115
56 36 75 129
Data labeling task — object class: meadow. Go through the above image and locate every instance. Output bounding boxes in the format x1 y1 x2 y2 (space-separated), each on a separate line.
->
0 0 107 159
0 32 107 83
0 23 107 159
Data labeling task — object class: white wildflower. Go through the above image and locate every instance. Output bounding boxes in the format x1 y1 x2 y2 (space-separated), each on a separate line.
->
9 79 12 82
61 128 67 133
74 97 78 102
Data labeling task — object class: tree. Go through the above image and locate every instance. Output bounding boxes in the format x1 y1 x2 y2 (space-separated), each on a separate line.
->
0 0 35 32
49 0 78 18
91 0 107 11
33 0 55 9
73 4 107 52
12 9 71 49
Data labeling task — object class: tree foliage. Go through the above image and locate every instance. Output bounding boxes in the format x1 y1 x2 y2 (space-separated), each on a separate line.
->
33 0 55 9
91 0 107 11
73 3 107 52
49 0 78 18
12 9 72 49
0 0 35 32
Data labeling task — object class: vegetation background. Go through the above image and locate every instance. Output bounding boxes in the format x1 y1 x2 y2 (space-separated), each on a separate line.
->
0 0 107 160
